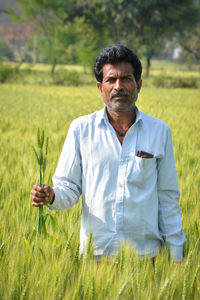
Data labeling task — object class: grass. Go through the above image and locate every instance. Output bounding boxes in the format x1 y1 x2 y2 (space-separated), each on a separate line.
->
0 69 200 298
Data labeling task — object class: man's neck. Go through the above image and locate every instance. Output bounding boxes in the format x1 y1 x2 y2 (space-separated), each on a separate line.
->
106 106 136 131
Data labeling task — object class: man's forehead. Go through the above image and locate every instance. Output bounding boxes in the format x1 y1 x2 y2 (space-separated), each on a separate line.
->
102 62 134 76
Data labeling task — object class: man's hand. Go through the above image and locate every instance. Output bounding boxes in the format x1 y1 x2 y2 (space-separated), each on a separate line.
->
31 184 55 207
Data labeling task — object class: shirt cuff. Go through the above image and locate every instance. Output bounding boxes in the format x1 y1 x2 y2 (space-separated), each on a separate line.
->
169 245 183 261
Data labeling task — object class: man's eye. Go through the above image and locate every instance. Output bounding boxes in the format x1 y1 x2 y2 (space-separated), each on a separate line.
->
107 78 115 83
122 77 132 81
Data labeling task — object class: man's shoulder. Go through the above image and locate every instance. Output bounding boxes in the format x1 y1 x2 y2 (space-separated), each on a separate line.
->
71 109 103 128
140 111 170 130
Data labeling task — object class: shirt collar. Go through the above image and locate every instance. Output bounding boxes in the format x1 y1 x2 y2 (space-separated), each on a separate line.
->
95 106 143 126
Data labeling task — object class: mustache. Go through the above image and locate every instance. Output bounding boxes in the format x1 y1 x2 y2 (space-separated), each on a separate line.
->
110 90 130 99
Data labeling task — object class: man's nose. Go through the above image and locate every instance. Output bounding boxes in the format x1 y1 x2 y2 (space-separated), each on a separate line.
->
114 79 123 91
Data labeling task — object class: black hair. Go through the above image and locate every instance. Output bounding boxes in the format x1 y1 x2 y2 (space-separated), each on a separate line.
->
94 44 142 83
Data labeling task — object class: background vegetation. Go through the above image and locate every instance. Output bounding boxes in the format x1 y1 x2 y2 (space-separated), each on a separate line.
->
0 0 200 78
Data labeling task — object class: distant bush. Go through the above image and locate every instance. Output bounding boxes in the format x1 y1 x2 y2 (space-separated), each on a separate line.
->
153 76 199 88
53 70 80 86
0 64 13 83
0 40 14 60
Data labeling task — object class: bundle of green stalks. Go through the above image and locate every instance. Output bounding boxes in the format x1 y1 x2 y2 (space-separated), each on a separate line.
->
32 129 55 236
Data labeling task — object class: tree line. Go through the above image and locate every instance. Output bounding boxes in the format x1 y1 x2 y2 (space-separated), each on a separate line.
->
1 0 200 76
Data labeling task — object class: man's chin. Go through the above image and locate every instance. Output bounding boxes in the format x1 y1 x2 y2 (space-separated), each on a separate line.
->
109 103 135 113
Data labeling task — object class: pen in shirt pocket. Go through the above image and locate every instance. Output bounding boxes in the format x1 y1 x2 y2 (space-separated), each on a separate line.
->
137 151 154 159
137 151 154 167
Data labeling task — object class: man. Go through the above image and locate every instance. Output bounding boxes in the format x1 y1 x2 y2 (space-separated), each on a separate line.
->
31 44 186 261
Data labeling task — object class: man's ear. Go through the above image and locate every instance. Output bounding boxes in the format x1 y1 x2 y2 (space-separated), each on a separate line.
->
97 81 102 94
137 79 142 93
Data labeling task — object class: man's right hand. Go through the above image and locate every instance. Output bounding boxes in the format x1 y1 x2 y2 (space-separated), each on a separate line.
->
31 184 55 207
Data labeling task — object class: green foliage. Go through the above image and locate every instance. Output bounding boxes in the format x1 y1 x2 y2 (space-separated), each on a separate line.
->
35 21 78 67
75 0 200 76
178 25 200 64
153 76 200 88
0 64 13 83
7 0 199 77
75 17 108 70
13 0 81 73
0 63 96 86
0 74 200 298
53 70 80 86
0 39 14 61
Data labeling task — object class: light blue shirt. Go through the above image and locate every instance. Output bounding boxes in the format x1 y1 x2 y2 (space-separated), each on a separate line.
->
49 107 186 260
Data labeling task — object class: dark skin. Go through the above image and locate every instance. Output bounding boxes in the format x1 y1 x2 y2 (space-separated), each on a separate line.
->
31 61 142 206
31 184 54 207
97 62 142 144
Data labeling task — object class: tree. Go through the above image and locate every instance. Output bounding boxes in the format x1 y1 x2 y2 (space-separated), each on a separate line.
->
35 19 78 74
9 0 81 75
179 25 200 65
9 0 200 76
131 0 199 76
76 0 200 76
0 38 14 60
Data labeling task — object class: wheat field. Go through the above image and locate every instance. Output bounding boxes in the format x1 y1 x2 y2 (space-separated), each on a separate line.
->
0 79 200 299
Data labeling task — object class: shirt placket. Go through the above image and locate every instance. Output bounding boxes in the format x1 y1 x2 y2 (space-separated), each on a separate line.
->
115 123 138 234
115 155 127 233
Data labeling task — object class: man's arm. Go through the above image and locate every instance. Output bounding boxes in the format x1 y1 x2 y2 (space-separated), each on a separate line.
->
31 120 82 210
157 127 186 261
48 119 82 211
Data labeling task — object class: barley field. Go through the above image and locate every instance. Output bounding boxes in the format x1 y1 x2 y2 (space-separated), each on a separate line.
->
0 74 200 299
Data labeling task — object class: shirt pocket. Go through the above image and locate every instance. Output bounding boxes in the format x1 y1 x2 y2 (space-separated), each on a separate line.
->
126 156 157 188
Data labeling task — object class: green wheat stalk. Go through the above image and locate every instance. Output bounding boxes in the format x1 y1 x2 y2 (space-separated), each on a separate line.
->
32 128 55 236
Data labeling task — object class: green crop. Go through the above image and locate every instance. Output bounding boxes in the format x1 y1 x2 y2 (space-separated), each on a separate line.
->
32 129 55 236
0 75 200 299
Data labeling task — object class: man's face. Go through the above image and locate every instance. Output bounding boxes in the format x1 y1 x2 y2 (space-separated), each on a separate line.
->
97 62 142 113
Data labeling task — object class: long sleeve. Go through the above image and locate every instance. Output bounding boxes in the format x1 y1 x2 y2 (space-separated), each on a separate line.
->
48 120 82 211
157 127 186 261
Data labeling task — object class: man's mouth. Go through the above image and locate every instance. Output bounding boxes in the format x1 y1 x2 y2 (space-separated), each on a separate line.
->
111 91 130 100
111 96 127 101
